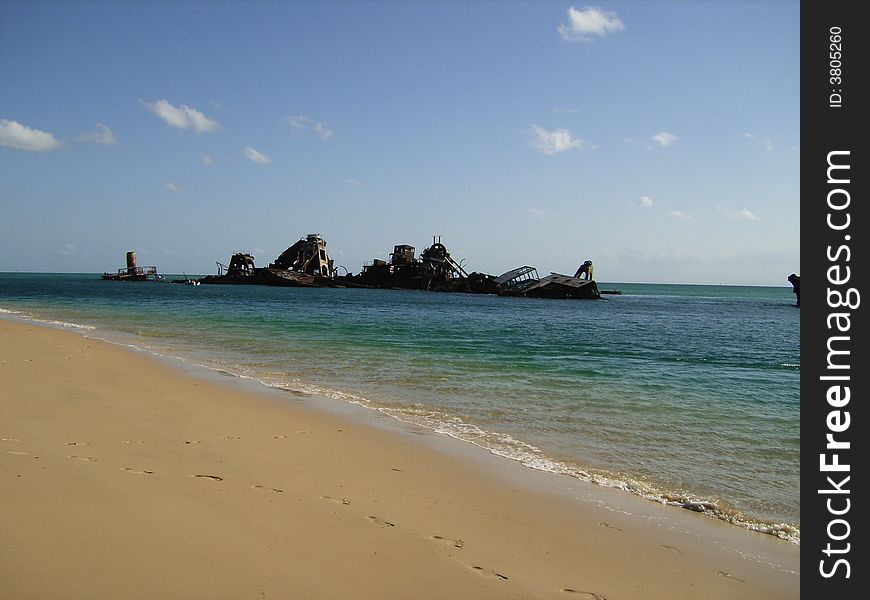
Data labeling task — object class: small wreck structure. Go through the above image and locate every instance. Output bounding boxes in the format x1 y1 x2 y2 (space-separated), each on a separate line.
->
358 237 500 294
101 251 164 282
495 263 600 300
200 234 341 287
361 237 468 290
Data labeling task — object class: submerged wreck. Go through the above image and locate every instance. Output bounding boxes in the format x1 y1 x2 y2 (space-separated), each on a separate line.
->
493 266 600 300
101 251 164 282
196 233 600 299
200 234 346 287
357 237 499 294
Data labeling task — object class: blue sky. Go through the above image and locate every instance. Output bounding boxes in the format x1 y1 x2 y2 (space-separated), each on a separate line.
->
0 0 799 284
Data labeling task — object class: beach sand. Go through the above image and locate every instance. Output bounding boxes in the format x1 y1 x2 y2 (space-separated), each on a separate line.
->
0 319 798 599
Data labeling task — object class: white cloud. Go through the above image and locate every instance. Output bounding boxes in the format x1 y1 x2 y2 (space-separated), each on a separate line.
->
244 146 271 164
76 123 117 145
742 131 773 151
285 115 333 140
201 153 214 166
638 196 654 207
344 178 366 186
312 122 334 140
286 115 310 129
652 131 678 147
529 208 558 221
558 6 625 42
528 125 585 155
165 182 181 192
59 243 77 255
0 119 62 151
718 206 760 221
666 210 692 221
142 99 221 133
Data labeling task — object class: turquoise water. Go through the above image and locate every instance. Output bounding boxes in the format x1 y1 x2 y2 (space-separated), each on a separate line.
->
0 273 800 542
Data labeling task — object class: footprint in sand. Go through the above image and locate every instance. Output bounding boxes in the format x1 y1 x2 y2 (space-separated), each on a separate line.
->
192 474 224 481
717 571 746 583
431 535 464 549
659 544 683 555
223 436 242 440
122 467 155 475
322 496 351 506
66 442 88 446
469 565 509 581
123 440 145 445
367 516 396 528
5 450 31 456
65 455 96 462
561 589 606 599
273 435 288 439
253 485 284 493
599 522 622 532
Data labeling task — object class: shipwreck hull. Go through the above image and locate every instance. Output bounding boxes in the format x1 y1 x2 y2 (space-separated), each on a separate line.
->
200 268 324 287
500 274 600 300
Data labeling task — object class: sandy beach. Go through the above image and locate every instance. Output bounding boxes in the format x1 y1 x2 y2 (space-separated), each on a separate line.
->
0 318 798 599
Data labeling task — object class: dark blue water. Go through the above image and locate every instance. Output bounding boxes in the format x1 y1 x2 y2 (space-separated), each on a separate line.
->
0 273 800 541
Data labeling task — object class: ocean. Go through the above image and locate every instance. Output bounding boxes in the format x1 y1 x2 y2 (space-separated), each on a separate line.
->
0 273 800 542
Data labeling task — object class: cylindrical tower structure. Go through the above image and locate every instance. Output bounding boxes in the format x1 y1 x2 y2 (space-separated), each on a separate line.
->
126 251 137 274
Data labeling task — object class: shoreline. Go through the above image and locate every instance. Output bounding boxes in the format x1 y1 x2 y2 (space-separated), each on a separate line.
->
0 318 799 598
0 302 801 543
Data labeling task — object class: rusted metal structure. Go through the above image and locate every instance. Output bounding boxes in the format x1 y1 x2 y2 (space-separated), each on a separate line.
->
269 234 334 277
574 260 594 280
495 266 540 291
360 237 476 291
194 232 601 299
494 264 600 299
514 273 600 299
101 251 164 281
200 234 345 288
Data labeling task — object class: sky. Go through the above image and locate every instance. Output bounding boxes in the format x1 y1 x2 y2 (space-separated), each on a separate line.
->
0 0 800 285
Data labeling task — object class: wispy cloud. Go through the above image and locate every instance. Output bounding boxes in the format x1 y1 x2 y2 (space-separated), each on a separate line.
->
742 132 773 151
76 123 117 145
552 107 579 114
652 131 678 147
343 178 366 186
528 125 586 155
201 153 214 166
244 146 271 164
558 6 625 42
285 115 333 140
59 243 77 255
142 99 221 133
718 206 760 221
165 182 181 192
0 119 62 151
666 210 692 221
529 208 558 221
638 196 654 207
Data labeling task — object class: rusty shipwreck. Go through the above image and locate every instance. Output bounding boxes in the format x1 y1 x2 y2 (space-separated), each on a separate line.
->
197 233 600 299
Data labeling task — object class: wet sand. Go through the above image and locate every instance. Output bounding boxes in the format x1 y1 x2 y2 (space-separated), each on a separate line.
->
0 319 799 599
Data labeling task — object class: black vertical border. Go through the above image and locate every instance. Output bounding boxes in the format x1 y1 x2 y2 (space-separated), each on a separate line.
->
802 1 867 596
